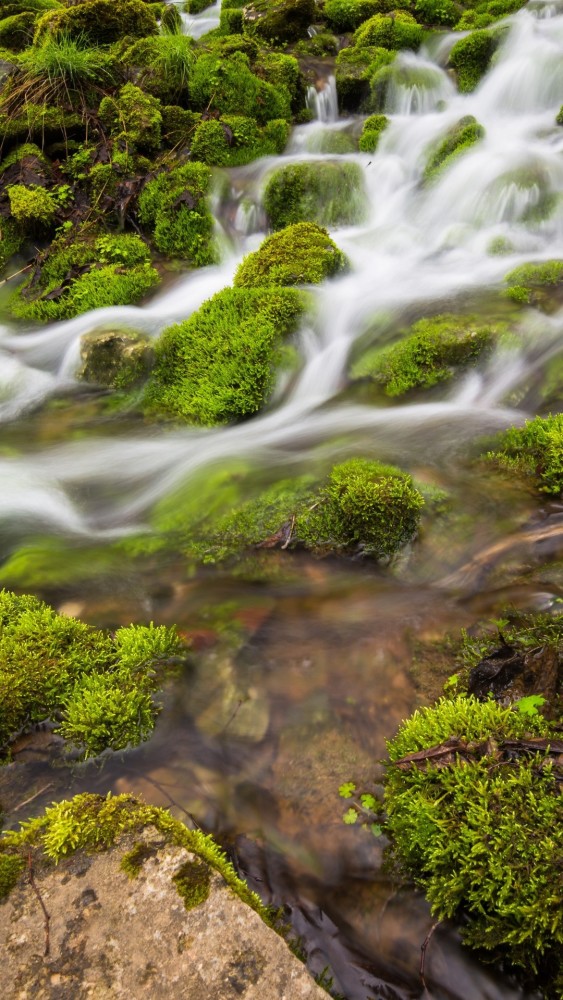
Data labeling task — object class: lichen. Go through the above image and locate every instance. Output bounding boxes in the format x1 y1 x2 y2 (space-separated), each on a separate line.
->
234 222 348 288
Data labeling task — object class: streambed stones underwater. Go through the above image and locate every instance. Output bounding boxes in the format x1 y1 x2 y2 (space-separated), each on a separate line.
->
0 0 563 996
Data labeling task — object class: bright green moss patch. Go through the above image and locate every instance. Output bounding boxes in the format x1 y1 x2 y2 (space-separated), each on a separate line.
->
138 162 216 264
0 10 35 50
189 50 291 123
189 114 289 167
0 589 183 758
448 29 498 93
352 314 501 396
504 259 563 305
7 183 56 225
99 83 162 152
335 44 395 112
263 160 367 230
324 0 408 32
359 113 389 153
145 286 305 424
10 231 159 323
121 34 194 104
173 859 211 910
384 697 561 986
0 792 269 918
423 116 485 182
353 10 423 50
234 223 348 288
485 413 563 496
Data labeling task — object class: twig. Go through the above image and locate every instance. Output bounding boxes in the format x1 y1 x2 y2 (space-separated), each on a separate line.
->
420 919 441 988
13 782 54 812
281 514 295 550
0 263 32 287
27 851 50 958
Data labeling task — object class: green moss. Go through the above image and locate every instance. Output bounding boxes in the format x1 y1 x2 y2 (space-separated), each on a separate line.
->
293 31 338 56
0 9 35 50
138 162 216 264
367 58 446 112
173 859 211 910
120 841 155 878
263 160 366 230
0 103 82 143
121 33 194 104
234 223 348 288
0 853 25 899
335 44 394 112
161 104 200 146
0 142 47 174
359 112 388 152
0 589 183 758
0 792 269 918
35 0 158 45
448 29 498 93
352 314 501 396
241 0 314 43
414 0 457 25
0 217 24 270
189 50 291 123
188 114 289 167
423 115 485 182
99 83 162 152
184 0 212 11
7 183 56 225
384 697 561 986
455 0 525 30
324 0 408 32
504 260 563 305
10 230 159 323
145 286 305 424
353 10 423 50
485 413 563 496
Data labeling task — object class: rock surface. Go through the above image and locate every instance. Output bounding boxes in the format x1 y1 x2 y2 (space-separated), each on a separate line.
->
0 829 326 1000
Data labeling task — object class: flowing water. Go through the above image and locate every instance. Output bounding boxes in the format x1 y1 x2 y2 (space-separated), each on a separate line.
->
1 5 563 998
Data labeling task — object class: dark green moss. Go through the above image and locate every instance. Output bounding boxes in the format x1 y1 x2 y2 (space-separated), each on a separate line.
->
145 286 305 425
34 0 158 46
99 83 162 152
121 33 194 104
448 29 498 93
138 162 216 264
263 160 366 230
324 0 408 32
0 217 23 270
423 115 485 182
0 852 25 899
335 44 394 112
485 413 563 496
120 841 156 878
351 314 502 396
234 222 348 288
173 859 211 910
0 9 35 50
241 0 314 43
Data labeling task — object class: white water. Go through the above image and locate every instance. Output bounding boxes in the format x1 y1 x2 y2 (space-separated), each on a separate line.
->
1 3 563 540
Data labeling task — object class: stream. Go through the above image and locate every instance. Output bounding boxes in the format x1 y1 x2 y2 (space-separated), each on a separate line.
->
1 3 563 997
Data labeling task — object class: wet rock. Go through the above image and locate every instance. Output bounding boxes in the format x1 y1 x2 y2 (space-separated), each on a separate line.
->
468 640 560 704
79 328 154 389
0 829 326 1000
196 655 270 742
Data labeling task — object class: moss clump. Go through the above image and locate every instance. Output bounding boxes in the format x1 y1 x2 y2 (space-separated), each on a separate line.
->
121 33 194 104
241 0 314 43
0 10 36 50
0 853 26 900
359 113 389 152
189 51 290 123
120 841 156 878
145 286 305 425
0 589 183 758
353 10 423 50
352 314 501 396
324 0 408 32
7 183 56 225
189 115 289 167
423 115 485 182
384 697 561 988
504 259 563 306
0 103 82 144
414 0 457 25
10 231 159 323
0 793 268 918
99 83 162 153
263 160 366 230
173 859 211 910
448 29 498 93
485 414 563 496
335 44 395 112
138 162 216 265
35 0 158 46
455 0 525 30
234 223 348 288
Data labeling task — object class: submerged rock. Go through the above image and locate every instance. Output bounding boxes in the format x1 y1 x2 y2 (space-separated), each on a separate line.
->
79 329 154 390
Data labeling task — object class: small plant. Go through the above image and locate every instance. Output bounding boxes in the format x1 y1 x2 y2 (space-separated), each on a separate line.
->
484 413 563 496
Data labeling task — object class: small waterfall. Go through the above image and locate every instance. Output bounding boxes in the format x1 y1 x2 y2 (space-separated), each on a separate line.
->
306 75 339 123
385 53 455 114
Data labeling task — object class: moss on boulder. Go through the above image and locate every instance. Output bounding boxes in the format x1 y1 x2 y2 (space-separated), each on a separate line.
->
138 161 216 264
359 113 389 152
504 259 563 307
485 413 563 496
423 115 485 181
99 83 162 153
189 114 289 167
324 0 408 32
448 28 498 93
241 0 315 43
234 222 348 288
0 9 35 50
353 10 423 50
189 50 291 122
263 160 367 230
34 0 158 45
335 44 394 112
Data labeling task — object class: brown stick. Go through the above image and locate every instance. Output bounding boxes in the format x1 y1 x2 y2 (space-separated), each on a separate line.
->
13 782 54 813
0 263 32 287
27 851 50 958
420 919 441 989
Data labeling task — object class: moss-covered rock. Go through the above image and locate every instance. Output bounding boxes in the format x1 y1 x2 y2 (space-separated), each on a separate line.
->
335 43 394 112
0 9 35 50
384 696 561 989
324 0 408 32
353 10 423 50
99 83 162 153
263 160 367 230
351 314 502 396
0 589 182 759
34 0 158 45
448 28 498 93
485 413 563 496
189 50 291 122
415 0 458 25
359 112 389 152
504 259 563 307
234 222 348 288
138 161 216 264
189 114 289 167
0 103 82 145
423 115 485 182
455 0 525 30
79 329 154 389
0 217 23 270
10 230 159 323
121 33 195 105
145 286 305 424
241 0 314 43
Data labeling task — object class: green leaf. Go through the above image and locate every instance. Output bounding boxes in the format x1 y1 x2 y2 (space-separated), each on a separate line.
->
339 782 356 798
444 673 459 690
342 808 359 825
513 694 546 716
370 823 383 837
360 793 377 810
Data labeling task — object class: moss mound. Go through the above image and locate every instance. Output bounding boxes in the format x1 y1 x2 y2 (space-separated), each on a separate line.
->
138 162 216 264
324 0 408 32
335 44 395 112
0 590 182 759
189 115 289 167
384 696 561 988
241 0 314 43
504 259 563 306
423 115 485 182
145 286 305 425
359 113 389 152
353 10 423 50
448 29 498 92
99 83 162 152
351 314 501 396
10 230 159 323
485 413 563 496
189 50 291 123
263 160 367 230
234 223 348 288
35 0 158 46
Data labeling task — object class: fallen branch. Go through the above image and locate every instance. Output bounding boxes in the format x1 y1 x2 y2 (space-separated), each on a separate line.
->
420 919 441 989
13 782 54 813
0 263 32 287
27 851 50 958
